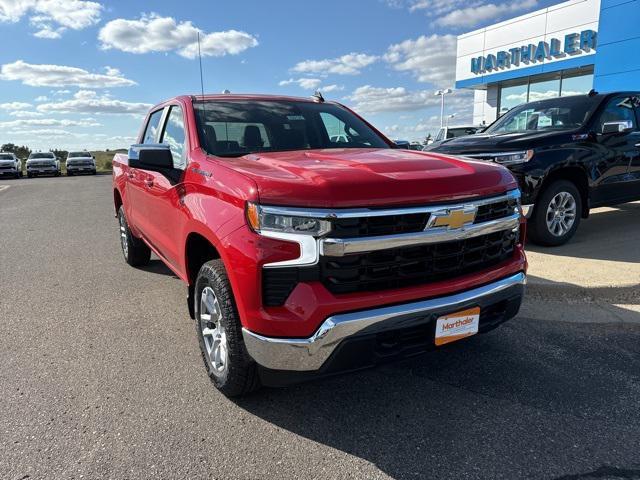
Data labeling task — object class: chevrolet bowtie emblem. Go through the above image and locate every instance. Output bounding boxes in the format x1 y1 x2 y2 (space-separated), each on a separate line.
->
428 206 477 230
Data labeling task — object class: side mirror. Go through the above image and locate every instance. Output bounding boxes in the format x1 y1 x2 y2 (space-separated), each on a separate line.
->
128 144 173 171
602 121 633 135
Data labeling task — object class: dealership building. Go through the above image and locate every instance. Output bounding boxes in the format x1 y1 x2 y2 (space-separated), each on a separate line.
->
455 0 640 124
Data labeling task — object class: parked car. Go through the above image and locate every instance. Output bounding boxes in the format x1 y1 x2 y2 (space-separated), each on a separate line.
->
112 93 527 396
408 141 424 151
0 152 22 179
26 152 61 178
66 151 97 175
424 125 481 150
429 92 640 245
393 139 410 149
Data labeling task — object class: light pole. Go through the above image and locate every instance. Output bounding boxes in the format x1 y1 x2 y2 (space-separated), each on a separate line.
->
446 113 456 128
435 88 452 128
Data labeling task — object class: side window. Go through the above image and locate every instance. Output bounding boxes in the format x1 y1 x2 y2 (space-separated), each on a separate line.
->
598 96 637 133
161 106 187 169
142 109 165 144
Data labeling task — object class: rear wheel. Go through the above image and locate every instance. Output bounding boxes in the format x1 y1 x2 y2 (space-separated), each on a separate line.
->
117 206 151 266
528 180 582 246
194 260 260 397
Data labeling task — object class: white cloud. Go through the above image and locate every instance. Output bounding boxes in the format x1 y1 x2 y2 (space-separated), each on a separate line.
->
386 0 538 28
437 0 538 27
385 34 457 87
98 13 258 59
322 84 344 93
8 110 43 117
292 53 378 75
347 85 441 114
279 78 322 90
0 60 137 88
0 0 102 38
0 101 32 110
34 95 49 102
36 90 152 115
347 85 473 116
0 118 101 128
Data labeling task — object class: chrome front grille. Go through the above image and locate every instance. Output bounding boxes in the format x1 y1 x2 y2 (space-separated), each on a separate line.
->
261 190 522 306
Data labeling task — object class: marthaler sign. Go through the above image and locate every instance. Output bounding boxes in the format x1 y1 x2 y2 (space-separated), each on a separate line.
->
470 29 597 74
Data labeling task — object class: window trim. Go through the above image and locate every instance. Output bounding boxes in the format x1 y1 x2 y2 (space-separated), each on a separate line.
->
159 104 188 170
141 107 168 144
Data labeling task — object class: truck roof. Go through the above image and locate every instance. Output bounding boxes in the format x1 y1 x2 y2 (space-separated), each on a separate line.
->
183 93 323 104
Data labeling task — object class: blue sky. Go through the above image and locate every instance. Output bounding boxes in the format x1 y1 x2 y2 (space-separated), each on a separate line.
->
0 0 558 151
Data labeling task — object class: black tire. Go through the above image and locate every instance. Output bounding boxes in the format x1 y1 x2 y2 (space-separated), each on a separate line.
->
14 171 19 179
528 180 582 246
67 171 73 176
27 173 32 178
117 206 151 267
194 259 260 397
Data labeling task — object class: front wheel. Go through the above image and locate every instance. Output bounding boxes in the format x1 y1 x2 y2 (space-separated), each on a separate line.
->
194 260 260 397
117 206 151 267
528 180 582 246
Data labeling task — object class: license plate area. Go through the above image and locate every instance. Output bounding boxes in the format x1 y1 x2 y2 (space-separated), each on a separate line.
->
435 307 480 346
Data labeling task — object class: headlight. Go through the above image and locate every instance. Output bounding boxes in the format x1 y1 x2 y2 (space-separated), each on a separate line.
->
491 150 534 165
246 203 331 237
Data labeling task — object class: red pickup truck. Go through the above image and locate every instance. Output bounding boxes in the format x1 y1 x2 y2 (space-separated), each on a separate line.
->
113 93 527 396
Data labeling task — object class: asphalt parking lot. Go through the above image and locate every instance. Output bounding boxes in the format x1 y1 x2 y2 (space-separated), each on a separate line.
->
1 175 639 480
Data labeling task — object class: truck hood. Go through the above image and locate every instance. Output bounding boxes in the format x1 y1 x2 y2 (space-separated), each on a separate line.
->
225 148 517 208
432 130 571 155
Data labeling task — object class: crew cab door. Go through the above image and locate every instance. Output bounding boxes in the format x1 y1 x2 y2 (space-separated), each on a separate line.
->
592 95 640 205
140 104 188 268
126 108 165 237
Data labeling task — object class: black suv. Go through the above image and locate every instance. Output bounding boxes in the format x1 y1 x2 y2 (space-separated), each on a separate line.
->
430 92 640 245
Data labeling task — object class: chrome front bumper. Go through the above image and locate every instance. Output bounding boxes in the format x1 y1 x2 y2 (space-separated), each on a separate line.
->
242 272 526 372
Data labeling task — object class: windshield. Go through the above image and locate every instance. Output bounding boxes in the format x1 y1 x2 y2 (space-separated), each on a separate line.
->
68 152 90 158
447 127 479 139
0 153 14 160
486 95 600 134
29 153 55 159
194 100 389 157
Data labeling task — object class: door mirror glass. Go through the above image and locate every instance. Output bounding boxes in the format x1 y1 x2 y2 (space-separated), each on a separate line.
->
602 121 633 135
128 144 174 171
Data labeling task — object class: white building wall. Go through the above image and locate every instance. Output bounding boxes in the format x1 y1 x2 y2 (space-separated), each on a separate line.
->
455 0 601 124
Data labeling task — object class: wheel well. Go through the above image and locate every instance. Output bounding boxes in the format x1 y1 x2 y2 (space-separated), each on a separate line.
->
185 233 221 319
539 167 590 218
113 189 123 215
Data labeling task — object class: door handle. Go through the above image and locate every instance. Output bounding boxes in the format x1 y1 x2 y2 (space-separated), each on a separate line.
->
144 179 154 188
127 171 135 179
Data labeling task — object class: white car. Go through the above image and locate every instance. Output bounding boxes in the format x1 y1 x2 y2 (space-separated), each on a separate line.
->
0 152 23 179
26 152 61 178
424 125 481 150
66 151 97 176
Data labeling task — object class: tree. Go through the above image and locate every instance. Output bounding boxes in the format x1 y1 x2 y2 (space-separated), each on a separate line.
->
1 143 31 159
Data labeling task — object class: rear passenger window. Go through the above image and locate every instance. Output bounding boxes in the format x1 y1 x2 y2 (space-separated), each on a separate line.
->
142 109 164 144
161 106 187 170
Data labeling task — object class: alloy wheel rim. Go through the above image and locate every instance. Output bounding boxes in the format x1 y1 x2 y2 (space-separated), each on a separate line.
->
546 191 577 237
200 286 228 376
119 213 129 258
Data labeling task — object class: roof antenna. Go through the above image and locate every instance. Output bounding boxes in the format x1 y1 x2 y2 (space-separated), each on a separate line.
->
312 90 325 103
196 31 208 150
197 31 205 101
